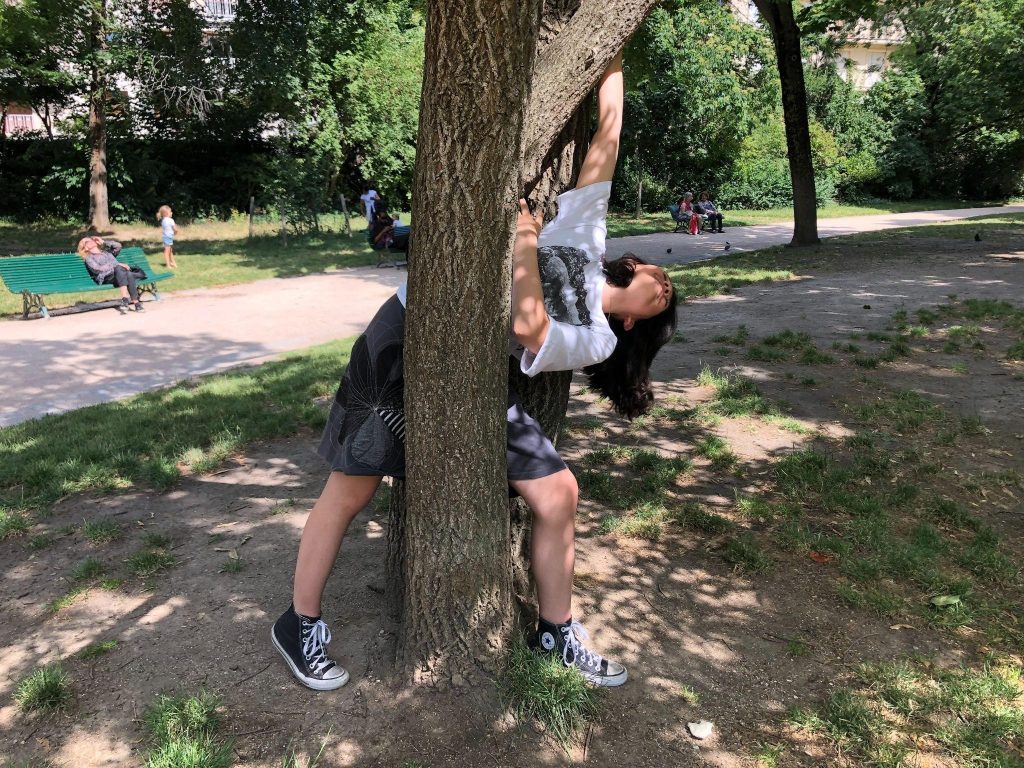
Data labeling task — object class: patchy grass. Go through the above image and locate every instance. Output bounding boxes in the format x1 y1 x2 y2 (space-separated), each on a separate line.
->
219 558 245 574
721 533 772 572
665 259 796 299
0 338 354 519
501 641 601 746
678 685 701 706
694 435 738 471
83 519 122 544
72 557 105 582
791 657 1024 768
127 549 176 578
143 691 233 768
14 664 71 712
0 509 29 539
45 586 88 615
77 640 118 660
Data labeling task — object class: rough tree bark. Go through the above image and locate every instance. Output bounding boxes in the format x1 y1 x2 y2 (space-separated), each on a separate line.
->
396 0 545 685
87 0 110 232
391 0 658 685
753 0 819 246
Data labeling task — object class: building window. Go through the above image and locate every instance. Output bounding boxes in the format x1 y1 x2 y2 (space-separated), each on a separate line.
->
5 113 35 133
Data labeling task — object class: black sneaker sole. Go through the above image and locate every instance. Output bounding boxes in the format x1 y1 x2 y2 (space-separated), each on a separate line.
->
271 626 350 691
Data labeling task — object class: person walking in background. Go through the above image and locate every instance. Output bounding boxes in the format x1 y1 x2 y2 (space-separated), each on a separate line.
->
699 191 724 233
157 205 178 269
358 186 380 227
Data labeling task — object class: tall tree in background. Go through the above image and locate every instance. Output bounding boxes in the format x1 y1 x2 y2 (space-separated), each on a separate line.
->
753 0 819 245
394 0 659 684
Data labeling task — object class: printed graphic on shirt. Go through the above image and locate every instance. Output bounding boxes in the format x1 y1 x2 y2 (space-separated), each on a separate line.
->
537 245 592 327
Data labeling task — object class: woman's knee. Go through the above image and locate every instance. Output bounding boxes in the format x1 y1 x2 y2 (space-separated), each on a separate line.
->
525 470 578 523
321 471 382 518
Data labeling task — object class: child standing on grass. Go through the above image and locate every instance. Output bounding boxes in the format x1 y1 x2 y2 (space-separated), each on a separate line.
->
157 205 178 269
271 52 678 692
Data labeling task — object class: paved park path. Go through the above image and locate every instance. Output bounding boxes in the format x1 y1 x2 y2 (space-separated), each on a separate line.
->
3 204 1022 426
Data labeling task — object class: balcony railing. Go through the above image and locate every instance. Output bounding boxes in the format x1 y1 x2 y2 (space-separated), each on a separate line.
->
204 0 236 21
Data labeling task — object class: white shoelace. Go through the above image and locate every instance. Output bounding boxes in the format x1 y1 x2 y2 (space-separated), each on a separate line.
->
560 621 603 671
301 619 333 674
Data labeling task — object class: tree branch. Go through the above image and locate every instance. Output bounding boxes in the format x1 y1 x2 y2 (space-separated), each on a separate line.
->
521 0 659 188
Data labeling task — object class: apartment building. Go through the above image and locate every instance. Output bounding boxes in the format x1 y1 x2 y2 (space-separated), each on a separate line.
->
727 0 905 91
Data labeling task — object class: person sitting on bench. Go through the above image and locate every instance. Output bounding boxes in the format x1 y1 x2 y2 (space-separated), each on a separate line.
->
698 191 724 233
77 236 144 313
368 207 410 256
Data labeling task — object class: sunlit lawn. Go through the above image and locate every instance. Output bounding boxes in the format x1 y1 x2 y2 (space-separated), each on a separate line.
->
606 198 1011 238
2 200 1016 316
0 213 393 317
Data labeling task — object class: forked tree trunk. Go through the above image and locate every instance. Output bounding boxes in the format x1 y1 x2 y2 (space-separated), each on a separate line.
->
390 0 658 685
87 0 110 231
753 0 819 246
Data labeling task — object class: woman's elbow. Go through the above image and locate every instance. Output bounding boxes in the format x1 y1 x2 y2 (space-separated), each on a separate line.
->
513 317 548 354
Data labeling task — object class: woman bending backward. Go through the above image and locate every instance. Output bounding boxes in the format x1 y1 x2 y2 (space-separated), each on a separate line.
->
270 52 678 692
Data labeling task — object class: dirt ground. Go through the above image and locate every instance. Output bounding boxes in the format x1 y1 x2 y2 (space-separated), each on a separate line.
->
1 227 1022 767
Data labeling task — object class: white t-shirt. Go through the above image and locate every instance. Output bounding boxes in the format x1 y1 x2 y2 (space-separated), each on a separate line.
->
514 181 616 376
161 217 175 239
359 191 379 220
396 182 616 377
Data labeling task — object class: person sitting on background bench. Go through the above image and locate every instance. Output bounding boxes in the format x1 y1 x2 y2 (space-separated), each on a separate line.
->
676 192 705 235
698 191 724 233
77 236 144 314
369 207 410 256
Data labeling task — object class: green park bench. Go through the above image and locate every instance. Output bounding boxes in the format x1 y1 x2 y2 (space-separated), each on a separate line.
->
0 247 174 318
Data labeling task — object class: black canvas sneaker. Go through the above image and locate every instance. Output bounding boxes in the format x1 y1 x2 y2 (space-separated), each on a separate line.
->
530 618 628 687
271 605 349 691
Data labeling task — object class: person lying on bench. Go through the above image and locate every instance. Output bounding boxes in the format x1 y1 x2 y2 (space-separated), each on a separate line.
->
77 237 145 314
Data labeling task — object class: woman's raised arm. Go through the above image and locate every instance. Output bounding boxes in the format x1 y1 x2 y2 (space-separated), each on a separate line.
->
575 52 624 189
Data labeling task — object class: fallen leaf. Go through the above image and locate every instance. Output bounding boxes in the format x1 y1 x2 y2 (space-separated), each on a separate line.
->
240 535 253 547
809 551 834 564
930 595 961 608
889 624 915 631
228 548 239 560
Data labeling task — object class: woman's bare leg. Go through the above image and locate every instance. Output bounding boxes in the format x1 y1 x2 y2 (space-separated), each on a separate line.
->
292 471 383 617
510 469 578 624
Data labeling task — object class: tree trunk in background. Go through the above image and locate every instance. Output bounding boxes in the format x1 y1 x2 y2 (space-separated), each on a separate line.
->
87 0 110 232
390 0 658 685
753 0 819 246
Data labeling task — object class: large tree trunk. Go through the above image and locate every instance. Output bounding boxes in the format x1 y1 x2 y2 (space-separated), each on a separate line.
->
87 0 110 231
396 0 545 685
754 0 819 246
390 0 658 686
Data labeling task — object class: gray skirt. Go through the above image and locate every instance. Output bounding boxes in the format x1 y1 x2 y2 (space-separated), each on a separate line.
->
318 294 565 482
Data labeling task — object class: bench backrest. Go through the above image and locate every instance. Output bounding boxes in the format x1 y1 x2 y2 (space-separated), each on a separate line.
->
0 247 149 293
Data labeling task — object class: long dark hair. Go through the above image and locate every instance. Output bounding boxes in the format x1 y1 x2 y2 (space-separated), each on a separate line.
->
584 254 678 419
